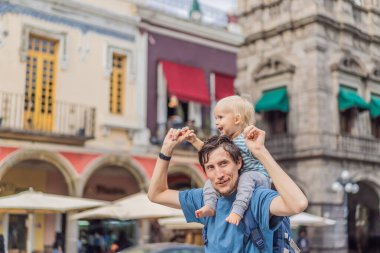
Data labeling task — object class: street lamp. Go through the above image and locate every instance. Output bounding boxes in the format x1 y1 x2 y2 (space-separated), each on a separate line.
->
332 170 359 196
331 170 359 250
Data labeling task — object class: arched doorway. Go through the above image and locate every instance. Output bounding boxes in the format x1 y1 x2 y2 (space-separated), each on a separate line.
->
348 181 380 253
80 162 146 251
165 165 205 245
0 156 73 253
168 165 205 191
82 165 141 201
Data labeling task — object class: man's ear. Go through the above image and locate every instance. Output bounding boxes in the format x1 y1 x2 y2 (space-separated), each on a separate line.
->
237 158 243 170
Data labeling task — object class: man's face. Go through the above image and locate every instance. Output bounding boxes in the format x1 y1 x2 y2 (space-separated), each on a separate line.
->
203 147 242 196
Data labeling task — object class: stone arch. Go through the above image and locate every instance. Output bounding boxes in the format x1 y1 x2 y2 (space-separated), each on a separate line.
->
331 53 368 77
253 56 295 81
352 172 380 195
168 163 205 189
0 149 78 195
77 155 149 197
347 178 380 252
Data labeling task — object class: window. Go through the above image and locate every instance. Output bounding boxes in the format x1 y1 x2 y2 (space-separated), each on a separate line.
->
156 62 210 142
340 108 356 134
371 117 380 138
24 35 58 131
338 86 369 135
370 94 380 138
109 53 126 115
255 87 289 135
264 111 287 135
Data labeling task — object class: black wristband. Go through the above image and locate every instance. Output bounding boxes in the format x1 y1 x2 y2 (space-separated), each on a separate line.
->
159 152 171 161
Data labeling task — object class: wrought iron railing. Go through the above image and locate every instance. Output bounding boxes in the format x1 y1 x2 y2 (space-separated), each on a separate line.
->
266 133 380 158
0 91 96 141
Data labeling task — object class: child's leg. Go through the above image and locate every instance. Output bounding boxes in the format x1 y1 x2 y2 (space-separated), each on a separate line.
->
196 179 219 218
226 171 269 225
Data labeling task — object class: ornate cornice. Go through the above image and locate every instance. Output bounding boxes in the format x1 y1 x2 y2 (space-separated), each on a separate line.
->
244 14 380 46
0 1 136 41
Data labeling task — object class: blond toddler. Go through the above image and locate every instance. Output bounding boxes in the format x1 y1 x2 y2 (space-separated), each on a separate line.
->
186 95 270 225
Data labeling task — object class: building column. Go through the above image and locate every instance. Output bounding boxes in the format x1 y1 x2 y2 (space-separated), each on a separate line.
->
308 203 348 253
65 212 78 253
3 214 9 253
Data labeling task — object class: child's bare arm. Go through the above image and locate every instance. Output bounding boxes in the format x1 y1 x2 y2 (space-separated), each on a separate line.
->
181 128 204 151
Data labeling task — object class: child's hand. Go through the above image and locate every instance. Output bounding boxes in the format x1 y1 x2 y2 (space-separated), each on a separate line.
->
180 127 197 143
226 212 242 226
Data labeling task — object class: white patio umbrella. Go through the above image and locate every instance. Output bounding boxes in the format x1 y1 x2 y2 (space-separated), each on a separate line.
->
71 192 183 220
158 216 203 230
0 188 107 253
290 212 336 228
0 188 108 213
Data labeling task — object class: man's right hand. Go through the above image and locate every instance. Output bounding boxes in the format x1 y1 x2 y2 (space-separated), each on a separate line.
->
160 128 188 156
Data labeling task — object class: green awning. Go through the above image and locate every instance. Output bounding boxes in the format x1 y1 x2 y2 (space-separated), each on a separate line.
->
338 86 369 111
370 94 380 119
255 87 289 113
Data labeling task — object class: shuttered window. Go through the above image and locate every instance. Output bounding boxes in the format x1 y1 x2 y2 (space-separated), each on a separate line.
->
24 35 57 131
109 53 126 115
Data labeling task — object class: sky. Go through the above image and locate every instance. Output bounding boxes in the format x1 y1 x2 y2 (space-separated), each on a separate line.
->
199 0 236 12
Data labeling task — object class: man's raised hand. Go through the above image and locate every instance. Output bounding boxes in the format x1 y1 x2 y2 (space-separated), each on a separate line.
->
243 125 266 156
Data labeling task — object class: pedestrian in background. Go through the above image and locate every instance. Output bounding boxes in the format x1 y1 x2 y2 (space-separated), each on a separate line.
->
53 232 64 253
297 228 311 253
0 234 5 253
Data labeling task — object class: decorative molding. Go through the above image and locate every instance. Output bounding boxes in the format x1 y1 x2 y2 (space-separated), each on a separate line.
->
253 56 295 81
243 12 380 47
77 32 90 63
103 43 136 82
20 24 69 70
331 53 368 78
0 2 135 42
0 21 8 48
369 66 380 82
240 0 284 17
138 6 243 48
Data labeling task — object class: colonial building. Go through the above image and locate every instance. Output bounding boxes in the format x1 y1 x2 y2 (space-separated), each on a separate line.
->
0 0 241 252
236 0 380 252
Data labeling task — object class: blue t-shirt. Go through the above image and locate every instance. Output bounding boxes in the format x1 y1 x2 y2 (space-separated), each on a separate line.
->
233 134 268 177
179 187 282 253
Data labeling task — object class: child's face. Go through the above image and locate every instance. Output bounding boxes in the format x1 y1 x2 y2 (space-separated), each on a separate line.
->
214 104 241 139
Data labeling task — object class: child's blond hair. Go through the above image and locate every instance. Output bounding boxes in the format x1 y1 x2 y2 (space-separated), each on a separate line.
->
216 95 255 129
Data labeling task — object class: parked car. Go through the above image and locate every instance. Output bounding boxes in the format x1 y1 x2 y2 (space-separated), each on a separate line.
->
118 243 205 253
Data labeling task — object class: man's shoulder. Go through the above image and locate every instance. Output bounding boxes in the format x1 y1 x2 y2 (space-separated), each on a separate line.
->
250 187 278 205
179 188 204 224
180 188 203 196
179 188 204 206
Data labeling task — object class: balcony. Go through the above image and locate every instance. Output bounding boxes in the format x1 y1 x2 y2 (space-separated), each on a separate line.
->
266 134 295 158
266 133 380 162
0 91 96 145
336 134 380 157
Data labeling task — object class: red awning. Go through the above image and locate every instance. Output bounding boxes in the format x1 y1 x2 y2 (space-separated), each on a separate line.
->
161 61 210 105
215 73 235 101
